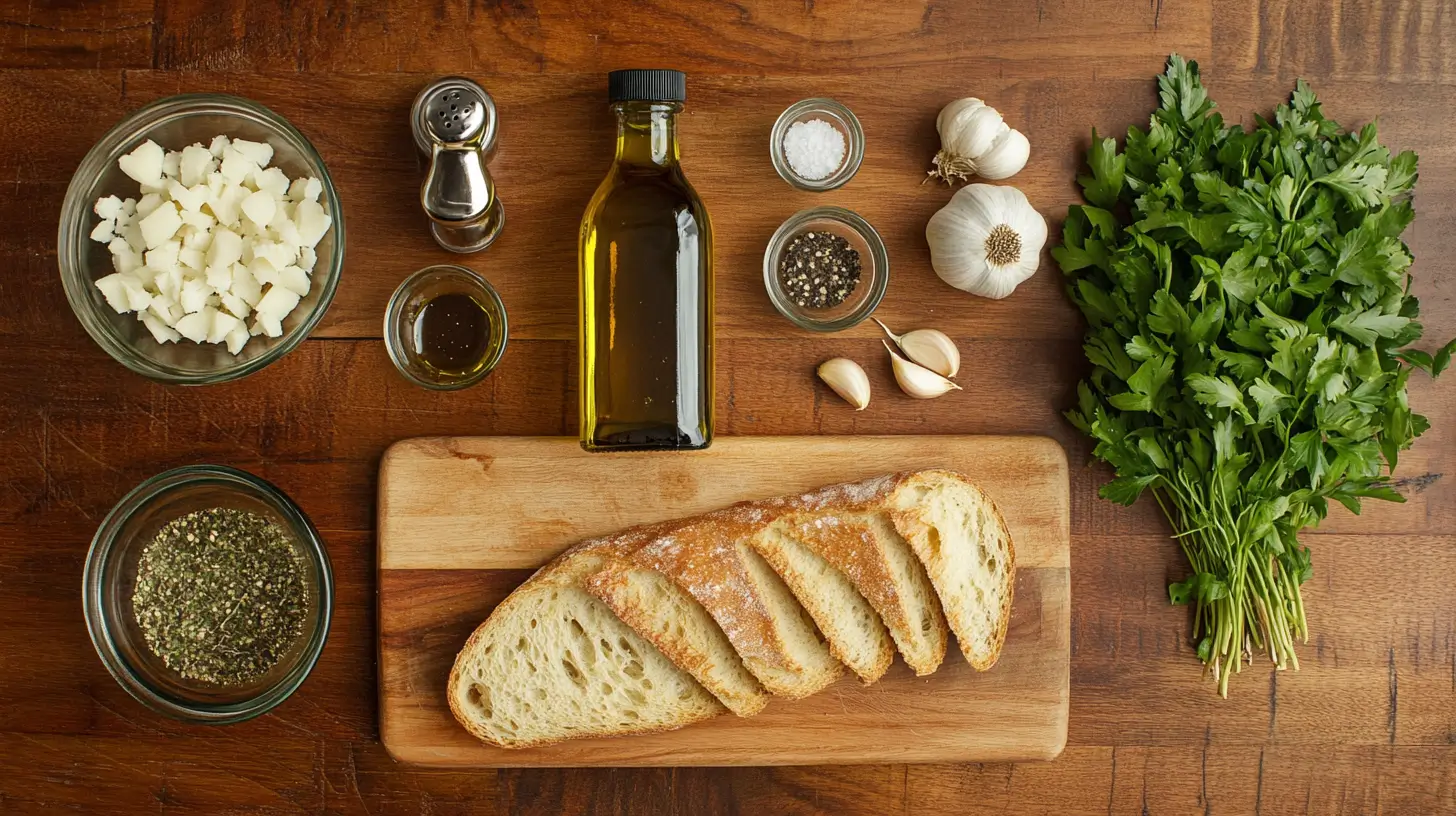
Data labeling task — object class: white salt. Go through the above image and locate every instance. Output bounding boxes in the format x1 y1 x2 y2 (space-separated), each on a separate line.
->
782 118 846 181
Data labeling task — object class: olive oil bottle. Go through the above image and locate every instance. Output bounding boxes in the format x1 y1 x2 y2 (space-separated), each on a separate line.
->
579 69 713 451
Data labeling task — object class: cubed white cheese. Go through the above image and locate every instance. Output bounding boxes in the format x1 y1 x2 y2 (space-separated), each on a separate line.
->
179 278 211 314
148 295 182 326
274 265 311 297
208 134 231 158
303 177 322 202
219 291 251 320
94 195 124 221
225 323 250 354
177 246 204 271
253 240 295 271
206 227 243 269
254 167 289 198
207 310 241 344
95 273 132 312
179 209 215 232
135 193 164 218
247 257 278 287
255 285 301 321
287 177 309 201
208 183 249 227
175 309 212 343
231 262 263 306
230 138 274 168
141 311 181 344
219 147 258 186
89 219 115 243
205 264 232 292
121 223 146 255
272 216 301 249
139 204 182 250
121 275 153 312
118 140 165 187
145 239 180 271
292 199 331 248
240 190 276 229
161 150 182 180
298 246 317 272
179 145 215 187
167 180 207 213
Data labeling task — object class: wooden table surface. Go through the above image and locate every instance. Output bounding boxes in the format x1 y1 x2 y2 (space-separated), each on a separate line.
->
3 0 1455 813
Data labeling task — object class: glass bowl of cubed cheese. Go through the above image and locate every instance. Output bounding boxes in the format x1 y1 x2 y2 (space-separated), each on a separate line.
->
58 94 344 384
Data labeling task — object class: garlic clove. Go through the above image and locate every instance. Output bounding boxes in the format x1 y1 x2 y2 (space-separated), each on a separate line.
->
817 357 871 410
883 340 961 399
974 128 1030 180
872 318 961 378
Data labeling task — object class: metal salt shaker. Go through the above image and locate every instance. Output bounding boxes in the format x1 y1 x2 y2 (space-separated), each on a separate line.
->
410 77 505 253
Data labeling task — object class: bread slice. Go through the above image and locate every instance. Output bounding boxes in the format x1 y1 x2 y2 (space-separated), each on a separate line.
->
749 522 895 683
585 557 770 717
774 511 947 676
623 510 844 699
448 542 724 748
885 470 1015 670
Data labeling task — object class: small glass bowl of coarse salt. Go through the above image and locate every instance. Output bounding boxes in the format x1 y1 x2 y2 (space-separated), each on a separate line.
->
770 98 864 192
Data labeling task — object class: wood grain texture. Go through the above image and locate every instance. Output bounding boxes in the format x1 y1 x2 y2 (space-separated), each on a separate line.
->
2 0 1456 811
377 436 1070 766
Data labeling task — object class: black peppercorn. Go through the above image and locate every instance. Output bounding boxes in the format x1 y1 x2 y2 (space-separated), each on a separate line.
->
777 231 862 309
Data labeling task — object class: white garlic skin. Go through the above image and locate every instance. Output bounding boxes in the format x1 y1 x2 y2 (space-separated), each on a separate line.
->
930 98 1030 183
817 357 871 410
873 318 960 378
883 340 961 399
926 183 1047 300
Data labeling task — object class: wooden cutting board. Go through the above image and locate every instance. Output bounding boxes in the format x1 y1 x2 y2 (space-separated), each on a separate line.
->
377 436 1070 767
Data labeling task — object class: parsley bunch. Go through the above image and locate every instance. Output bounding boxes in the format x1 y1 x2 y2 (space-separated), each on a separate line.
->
1056 55 1455 695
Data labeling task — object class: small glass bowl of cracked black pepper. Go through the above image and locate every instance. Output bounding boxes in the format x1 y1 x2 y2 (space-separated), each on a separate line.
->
764 206 889 331
83 465 333 724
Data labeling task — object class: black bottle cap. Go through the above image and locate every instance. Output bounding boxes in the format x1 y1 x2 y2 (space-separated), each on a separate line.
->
608 69 686 103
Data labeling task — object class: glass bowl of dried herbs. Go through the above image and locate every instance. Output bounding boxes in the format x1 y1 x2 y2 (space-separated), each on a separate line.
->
83 465 333 724
763 206 889 331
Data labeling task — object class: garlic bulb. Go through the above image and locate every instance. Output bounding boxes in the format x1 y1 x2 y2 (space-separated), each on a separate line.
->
873 318 960 378
926 183 1047 300
883 340 961 399
817 358 871 410
928 98 1030 184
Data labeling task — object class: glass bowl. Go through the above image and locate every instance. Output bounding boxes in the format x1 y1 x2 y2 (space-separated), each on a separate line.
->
82 465 333 724
769 98 865 192
58 94 345 385
763 206 889 331
384 264 509 390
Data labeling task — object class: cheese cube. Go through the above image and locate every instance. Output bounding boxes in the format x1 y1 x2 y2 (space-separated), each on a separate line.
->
225 323 250 354
179 145 215 187
181 225 212 251
205 264 232 292
219 291 251 320
293 199 331 248
177 246 204 271
255 285 300 321
208 183 249 227
167 180 207 213
206 227 243 269
121 223 146 255
141 311 181 344
148 295 182 326
275 265 311 297
145 239 180 271
179 209 215 231
95 273 132 312
241 190 277 228
253 167 289 198
121 276 153 312
161 150 182 180
230 138 274 168
231 262 263 306
94 195 124 221
298 246 316 272
219 147 258 185
303 177 322 202
256 313 283 338
139 204 182 249
207 310 241 344
208 134 230 158
175 309 212 343
90 219 115 243
135 193 164 218
118 140 165 187
180 278 211 314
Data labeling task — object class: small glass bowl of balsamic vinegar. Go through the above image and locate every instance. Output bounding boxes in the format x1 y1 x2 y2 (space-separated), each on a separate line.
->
384 264 508 390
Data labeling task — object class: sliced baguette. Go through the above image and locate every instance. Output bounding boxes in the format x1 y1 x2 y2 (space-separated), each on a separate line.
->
749 522 895 684
585 555 770 717
624 510 844 699
775 511 947 676
886 470 1015 670
448 541 724 749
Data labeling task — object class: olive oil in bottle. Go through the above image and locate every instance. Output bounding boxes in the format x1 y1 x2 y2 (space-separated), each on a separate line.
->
578 69 713 452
